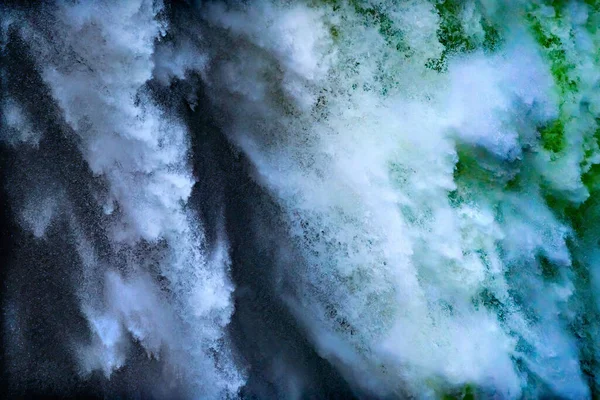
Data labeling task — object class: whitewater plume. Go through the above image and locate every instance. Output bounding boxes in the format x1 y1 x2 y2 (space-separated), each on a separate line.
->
1 1 241 398
2 0 600 399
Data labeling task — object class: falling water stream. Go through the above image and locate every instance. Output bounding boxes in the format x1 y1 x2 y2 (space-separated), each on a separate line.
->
2 1 600 398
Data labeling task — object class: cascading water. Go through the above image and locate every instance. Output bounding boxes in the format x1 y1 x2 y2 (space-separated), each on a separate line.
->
2 0 600 399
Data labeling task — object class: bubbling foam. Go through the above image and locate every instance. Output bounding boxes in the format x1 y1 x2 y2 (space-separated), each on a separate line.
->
2 1 243 397
189 0 597 397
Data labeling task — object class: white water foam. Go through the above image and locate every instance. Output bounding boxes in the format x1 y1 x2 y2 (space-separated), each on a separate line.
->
2 1 243 397
187 0 594 397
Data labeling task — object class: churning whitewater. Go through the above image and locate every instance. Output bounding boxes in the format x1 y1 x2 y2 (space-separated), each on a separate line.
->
1 0 600 398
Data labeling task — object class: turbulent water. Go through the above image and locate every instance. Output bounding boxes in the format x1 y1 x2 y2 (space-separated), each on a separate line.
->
2 0 600 398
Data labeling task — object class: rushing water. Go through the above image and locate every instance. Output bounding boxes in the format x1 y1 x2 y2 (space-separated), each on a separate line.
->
2 1 600 398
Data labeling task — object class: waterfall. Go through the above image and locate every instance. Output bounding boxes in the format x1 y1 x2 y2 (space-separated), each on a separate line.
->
2 1 600 398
